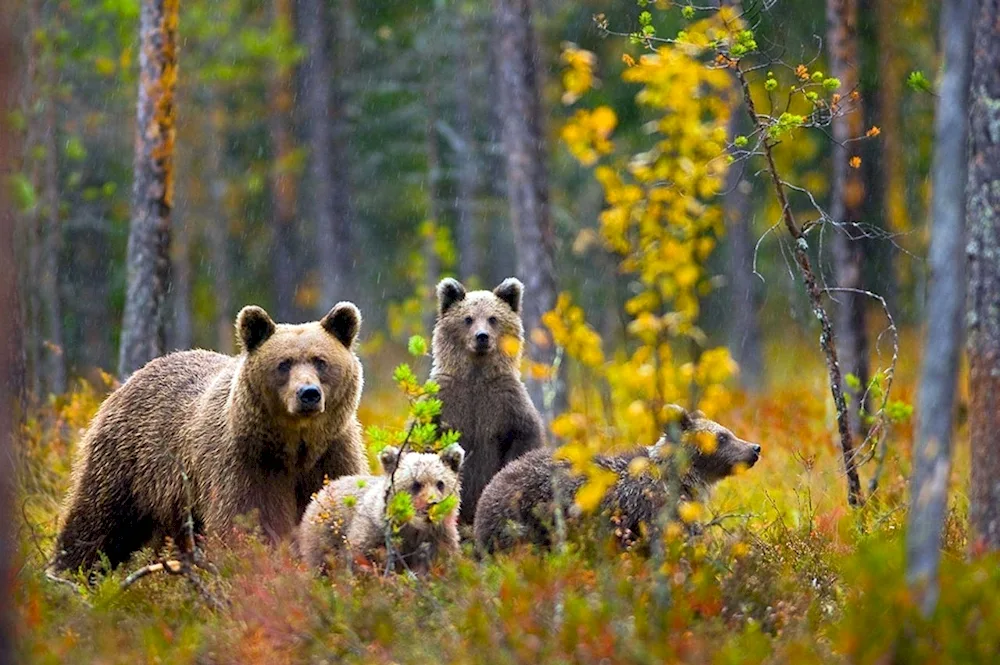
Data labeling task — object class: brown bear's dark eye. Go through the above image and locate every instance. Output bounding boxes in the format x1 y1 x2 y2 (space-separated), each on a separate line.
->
313 357 327 372
488 316 497 326
717 432 730 446
411 481 423 494
436 480 445 492
464 316 473 326
278 359 292 373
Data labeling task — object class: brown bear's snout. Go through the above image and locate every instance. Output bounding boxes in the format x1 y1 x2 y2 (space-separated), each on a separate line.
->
296 384 324 413
474 330 491 353
746 443 762 466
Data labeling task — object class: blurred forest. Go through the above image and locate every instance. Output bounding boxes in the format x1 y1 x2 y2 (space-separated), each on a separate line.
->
4 0 1000 662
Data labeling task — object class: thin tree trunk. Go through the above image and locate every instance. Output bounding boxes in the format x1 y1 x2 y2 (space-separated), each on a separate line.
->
0 3 19 658
40 31 66 394
268 0 299 323
827 0 870 434
119 0 178 378
207 105 234 353
967 0 1000 551
454 9 481 283
905 0 974 615
724 111 763 391
304 0 354 315
23 0 42 400
493 0 562 417
424 49 443 334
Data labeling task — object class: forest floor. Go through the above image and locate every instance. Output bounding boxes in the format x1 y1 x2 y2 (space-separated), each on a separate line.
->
12 334 1000 664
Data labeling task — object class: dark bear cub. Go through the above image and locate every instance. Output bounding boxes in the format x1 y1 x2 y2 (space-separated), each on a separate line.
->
473 407 761 554
51 303 368 573
431 277 545 524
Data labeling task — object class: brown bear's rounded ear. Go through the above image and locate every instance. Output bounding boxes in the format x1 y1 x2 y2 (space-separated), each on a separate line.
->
663 403 694 432
236 306 276 353
439 443 465 473
379 446 400 474
321 302 362 348
437 278 466 315
493 277 523 314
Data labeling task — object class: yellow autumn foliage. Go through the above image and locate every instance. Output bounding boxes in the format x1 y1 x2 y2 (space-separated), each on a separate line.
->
546 12 745 515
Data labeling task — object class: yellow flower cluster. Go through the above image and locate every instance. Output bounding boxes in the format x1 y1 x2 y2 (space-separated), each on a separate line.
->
545 12 746 515
560 107 617 166
560 42 597 105
541 293 605 368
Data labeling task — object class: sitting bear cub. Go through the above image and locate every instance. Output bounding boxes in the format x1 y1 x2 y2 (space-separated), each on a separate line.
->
300 445 465 574
431 277 545 524
473 407 761 554
51 303 367 573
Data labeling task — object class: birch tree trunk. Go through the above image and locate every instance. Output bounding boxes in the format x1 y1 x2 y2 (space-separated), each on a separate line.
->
967 0 1000 551
119 0 178 378
493 0 562 416
827 0 870 433
905 0 973 615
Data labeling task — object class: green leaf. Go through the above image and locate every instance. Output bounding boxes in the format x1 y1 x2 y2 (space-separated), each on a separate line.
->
408 335 428 357
906 70 933 94
428 494 459 524
387 491 416 526
8 173 37 212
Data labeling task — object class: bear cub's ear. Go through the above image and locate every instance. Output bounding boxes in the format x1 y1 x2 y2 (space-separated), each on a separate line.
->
439 444 465 473
236 306 276 353
379 446 401 473
321 302 362 348
437 278 467 315
493 278 523 314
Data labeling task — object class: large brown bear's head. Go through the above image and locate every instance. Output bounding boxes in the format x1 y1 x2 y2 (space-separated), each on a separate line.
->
431 277 524 377
650 406 761 486
235 303 363 425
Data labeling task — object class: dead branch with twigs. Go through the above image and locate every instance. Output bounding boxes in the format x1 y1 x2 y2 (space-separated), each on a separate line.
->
597 4 902 509
119 470 226 611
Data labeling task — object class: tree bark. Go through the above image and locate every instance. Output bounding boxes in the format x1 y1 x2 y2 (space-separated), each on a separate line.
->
0 5 18 661
905 0 974 615
207 104 234 354
304 0 354 315
268 0 300 323
424 76 443 335
40 24 66 394
967 0 1000 551
827 0 870 434
454 9 482 284
23 0 42 399
119 0 178 378
724 111 763 391
171 200 193 351
493 0 562 416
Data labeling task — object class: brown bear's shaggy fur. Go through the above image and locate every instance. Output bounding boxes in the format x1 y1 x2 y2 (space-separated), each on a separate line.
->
431 277 545 524
50 303 368 573
473 408 762 554
299 445 465 574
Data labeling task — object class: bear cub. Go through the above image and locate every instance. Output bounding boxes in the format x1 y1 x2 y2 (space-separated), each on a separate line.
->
431 277 545 524
51 303 368 573
473 407 761 554
299 445 465 574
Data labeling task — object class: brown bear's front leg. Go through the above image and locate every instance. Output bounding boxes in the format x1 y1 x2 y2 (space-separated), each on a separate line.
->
51 479 156 573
